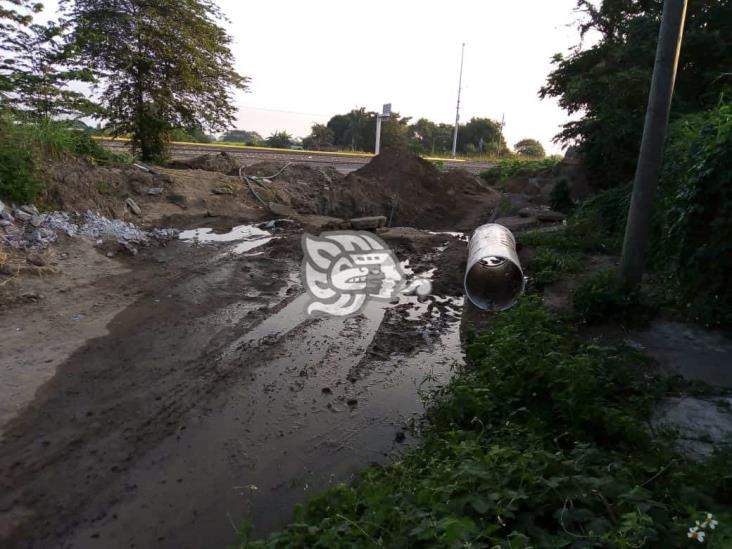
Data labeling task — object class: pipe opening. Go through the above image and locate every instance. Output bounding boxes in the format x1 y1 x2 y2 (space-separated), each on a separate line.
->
464 255 524 311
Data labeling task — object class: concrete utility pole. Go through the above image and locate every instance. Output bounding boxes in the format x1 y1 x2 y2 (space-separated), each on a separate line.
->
451 43 465 159
620 0 688 288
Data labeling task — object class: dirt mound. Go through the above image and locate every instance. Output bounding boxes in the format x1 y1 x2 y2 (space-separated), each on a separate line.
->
339 148 500 230
38 157 173 218
169 152 240 173
240 149 500 231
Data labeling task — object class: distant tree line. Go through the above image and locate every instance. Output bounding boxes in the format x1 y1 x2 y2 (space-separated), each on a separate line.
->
300 109 516 156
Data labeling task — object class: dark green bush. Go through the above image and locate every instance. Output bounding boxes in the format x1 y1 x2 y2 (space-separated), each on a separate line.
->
549 177 574 213
0 142 41 203
653 103 732 325
572 270 638 323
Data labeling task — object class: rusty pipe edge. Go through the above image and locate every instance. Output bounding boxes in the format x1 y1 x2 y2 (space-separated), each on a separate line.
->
464 223 526 311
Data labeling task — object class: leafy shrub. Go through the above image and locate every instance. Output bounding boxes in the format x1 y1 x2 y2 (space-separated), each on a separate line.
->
572 269 651 324
0 141 41 203
549 177 574 213
244 299 730 548
654 103 732 325
525 246 582 289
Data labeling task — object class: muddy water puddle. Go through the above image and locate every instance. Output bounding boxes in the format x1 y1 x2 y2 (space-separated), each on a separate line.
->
65 242 465 548
179 224 277 254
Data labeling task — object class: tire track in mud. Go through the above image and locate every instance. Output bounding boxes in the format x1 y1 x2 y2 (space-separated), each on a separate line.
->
0 231 467 548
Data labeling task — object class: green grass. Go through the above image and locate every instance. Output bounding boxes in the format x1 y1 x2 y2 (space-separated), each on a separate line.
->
243 298 732 548
0 114 130 203
480 157 562 185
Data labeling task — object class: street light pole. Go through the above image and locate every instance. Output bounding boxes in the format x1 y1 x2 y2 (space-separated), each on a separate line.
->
451 43 465 159
620 0 688 288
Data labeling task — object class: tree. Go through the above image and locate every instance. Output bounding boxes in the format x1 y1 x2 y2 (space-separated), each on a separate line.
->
0 0 42 102
302 123 334 150
7 21 98 120
514 139 546 157
459 117 507 155
265 131 292 149
61 0 249 161
540 0 731 189
222 129 263 145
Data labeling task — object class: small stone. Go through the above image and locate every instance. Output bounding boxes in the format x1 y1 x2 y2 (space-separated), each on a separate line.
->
212 186 235 195
0 209 13 222
13 209 32 223
0 220 10 227
126 198 142 216
321 387 332 394
146 187 164 196
395 431 406 443
26 254 47 267
30 214 46 228
350 216 387 230
346 398 358 407
20 204 39 216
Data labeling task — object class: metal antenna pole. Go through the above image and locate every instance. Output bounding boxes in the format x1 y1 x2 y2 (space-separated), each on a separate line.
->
497 113 505 158
451 43 465 159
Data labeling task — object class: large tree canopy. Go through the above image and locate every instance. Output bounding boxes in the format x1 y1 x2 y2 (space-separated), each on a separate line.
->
61 0 248 161
540 0 732 188
514 138 545 157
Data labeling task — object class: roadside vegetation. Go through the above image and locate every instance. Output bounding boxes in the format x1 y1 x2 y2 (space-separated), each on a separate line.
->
0 114 129 203
479 158 562 185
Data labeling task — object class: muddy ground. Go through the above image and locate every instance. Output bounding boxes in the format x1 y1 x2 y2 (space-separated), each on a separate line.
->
0 148 573 548
0 211 474 548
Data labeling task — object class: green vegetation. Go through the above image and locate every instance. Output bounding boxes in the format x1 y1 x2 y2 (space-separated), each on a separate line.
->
222 130 265 146
480 158 561 185
59 0 248 162
301 110 512 156
513 138 545 158
540 0 731 190
245 298 731 548
536 102 732 327
265 131 293 149
0 114 129 203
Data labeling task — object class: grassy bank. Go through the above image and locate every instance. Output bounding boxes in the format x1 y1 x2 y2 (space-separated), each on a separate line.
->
0 115 130 204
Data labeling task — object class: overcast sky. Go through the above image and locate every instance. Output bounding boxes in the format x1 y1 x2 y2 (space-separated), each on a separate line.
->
44 0 593 154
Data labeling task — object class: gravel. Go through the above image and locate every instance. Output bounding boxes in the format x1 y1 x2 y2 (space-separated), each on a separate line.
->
1 209 179 250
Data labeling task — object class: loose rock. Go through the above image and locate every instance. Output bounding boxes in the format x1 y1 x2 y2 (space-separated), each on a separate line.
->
126 198 142 216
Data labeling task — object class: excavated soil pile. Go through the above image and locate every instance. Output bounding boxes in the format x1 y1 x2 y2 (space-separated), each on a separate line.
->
342 148 500 230
168 151 240 173
241 149 500 230
38 157 173 218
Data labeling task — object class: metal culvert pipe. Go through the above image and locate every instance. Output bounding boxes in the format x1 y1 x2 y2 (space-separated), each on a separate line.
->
464 223 525 311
